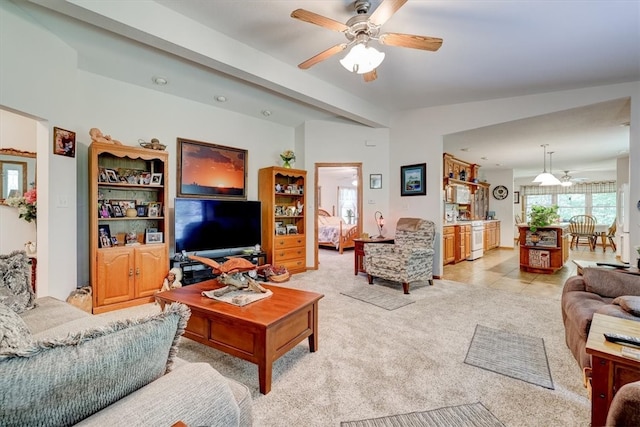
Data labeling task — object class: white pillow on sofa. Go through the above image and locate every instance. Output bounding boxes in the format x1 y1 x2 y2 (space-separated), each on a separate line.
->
0 302 190 426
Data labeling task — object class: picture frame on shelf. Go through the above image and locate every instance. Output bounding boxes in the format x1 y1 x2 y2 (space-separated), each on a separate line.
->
111 204 124 217
370 174 382 189
105 169 119 183
98 225 112 248
150 173 163 185
276 226 287 235
110 236 119 246
53 126 76 158
98 168 108 183
177 138 247 199
99 202 112 218
136 205 147 217
286 224 298 234
148 202 162 218
145 231 163 244
139 172 151 185
400 163 427 197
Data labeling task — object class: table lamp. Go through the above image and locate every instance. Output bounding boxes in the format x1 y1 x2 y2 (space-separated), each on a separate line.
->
375 211 385 238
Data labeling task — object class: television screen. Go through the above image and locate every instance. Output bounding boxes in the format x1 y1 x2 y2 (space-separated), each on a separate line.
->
174 198 261 255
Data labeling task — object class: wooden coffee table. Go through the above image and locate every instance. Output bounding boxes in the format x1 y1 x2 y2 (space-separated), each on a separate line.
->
156 280 323 394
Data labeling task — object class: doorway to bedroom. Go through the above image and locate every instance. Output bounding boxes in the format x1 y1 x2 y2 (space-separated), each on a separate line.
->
314 163 363 269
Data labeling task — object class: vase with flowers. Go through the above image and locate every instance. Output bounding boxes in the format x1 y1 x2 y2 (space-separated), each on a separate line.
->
6 186 37 223
280 150 295 168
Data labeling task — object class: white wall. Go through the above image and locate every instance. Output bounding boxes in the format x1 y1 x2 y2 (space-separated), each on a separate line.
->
483 168 516 247
0 109 37 254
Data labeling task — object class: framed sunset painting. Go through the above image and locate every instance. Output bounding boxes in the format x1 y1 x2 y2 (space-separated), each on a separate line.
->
177 138 247 199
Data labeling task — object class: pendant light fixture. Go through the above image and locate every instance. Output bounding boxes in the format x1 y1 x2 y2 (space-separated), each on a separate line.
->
540 151 562 186
533 144 561 186
560 170 573 187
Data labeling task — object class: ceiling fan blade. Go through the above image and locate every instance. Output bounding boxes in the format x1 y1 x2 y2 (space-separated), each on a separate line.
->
291 9 349 32
363 69 378 83
379 33 443 51
369 0 408 26
298 44 347 69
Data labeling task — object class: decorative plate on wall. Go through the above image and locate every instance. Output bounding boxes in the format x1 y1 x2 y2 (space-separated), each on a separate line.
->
492 185 509 200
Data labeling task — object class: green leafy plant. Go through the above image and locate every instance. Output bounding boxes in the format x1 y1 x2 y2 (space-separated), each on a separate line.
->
528 205 560 233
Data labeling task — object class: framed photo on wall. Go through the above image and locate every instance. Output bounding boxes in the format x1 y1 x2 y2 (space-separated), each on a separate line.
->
177 138 247 199
400 163 426 196
369 174 382 189
53 127 76 158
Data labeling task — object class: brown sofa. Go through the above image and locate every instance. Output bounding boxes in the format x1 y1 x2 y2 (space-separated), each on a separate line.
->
561 267 640 371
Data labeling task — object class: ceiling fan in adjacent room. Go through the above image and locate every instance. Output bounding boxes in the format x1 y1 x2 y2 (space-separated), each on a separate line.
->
291 0 443 82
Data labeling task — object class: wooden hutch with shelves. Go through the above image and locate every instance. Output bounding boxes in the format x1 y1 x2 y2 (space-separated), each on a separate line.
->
89 142 169 313
518 225 570 274
443 153 489 221
258 166 307 274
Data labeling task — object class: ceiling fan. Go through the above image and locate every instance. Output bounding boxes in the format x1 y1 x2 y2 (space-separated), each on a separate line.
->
291 0 443 82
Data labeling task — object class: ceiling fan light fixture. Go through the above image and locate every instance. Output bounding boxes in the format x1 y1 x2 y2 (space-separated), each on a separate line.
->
339 43 385 74
561 170 573 187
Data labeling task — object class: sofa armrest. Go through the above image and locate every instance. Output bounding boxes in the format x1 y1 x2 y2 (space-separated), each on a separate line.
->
562 275 587 295
76 363 249 427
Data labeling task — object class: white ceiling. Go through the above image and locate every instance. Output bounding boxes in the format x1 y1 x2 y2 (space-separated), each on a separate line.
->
16 0 640 180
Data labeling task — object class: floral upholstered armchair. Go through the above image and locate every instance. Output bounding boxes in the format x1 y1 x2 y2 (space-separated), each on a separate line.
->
363 218 435 294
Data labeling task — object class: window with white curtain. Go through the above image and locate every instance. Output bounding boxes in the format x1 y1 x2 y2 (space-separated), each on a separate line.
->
338 186 357 225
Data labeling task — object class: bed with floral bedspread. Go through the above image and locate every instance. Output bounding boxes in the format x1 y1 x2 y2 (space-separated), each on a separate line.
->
317 208 358 254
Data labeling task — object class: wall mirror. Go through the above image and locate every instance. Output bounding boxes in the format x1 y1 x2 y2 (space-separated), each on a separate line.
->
0 148 36 204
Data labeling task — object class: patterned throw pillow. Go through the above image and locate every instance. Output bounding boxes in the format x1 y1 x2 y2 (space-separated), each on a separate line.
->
0 303 32 351
0 302 190 426
0 251 36 313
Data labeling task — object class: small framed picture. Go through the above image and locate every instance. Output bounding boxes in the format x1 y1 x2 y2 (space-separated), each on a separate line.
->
112 204 124 217
370 174 382 189
98 225 112 248
110 236 119 246
98 202 112 218
148 202 162 218
136 205 147 217
140 172 151 185
98 168 108 183
119 176 128 183
400 163 427 197
286 224 298 234
53 127 76 158
105 169 119 183
146 231 163 244
146 227 158 233
150 173 163 185
276 226 287 235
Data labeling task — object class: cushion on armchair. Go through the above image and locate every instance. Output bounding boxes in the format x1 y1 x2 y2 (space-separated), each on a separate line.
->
0 250 36 313
0 302 190 426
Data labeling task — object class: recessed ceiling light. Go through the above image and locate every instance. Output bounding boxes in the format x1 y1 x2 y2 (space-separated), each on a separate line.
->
151 76 168 85
214 95 227 102
460 148 469 152
262 110 272 117
481 157 488 160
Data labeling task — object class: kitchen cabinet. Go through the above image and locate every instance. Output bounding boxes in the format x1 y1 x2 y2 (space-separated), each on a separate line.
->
483 221 500 251
443 153 490 220
89 142 168 314
455 224 471 263
443 226 455 265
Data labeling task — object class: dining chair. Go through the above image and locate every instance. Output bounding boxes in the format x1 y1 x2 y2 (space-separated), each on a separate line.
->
599 220 617 252
568 215 597 250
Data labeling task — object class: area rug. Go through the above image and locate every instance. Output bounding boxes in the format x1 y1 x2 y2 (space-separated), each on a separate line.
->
341 402 504 427
341 286 414 310
464 324 554 389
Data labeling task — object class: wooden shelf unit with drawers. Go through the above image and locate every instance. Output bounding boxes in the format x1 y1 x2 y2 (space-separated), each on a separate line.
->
258 167 307 274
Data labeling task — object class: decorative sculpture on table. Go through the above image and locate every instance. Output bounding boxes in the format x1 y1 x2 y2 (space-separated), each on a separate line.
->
161 268 183 292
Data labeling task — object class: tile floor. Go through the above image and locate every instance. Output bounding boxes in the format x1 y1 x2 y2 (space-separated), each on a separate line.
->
442 243 619 300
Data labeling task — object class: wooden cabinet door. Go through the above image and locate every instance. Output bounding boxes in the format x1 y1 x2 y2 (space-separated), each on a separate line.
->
443 228 455 265
135 245 167 298
96 248 134 306
463 226 471 258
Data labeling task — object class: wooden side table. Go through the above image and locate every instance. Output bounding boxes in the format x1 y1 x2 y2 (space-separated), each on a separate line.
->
353 237 394 275
586 313 640 427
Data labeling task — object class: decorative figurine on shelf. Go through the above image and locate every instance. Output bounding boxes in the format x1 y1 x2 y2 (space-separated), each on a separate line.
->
139 138 166 150
275 183 283 193
459 170 466 181
160 268 183 292
280 150 295 168
89 128 122 145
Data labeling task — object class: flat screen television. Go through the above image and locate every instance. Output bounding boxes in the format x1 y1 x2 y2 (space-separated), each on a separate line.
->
174 198 261 257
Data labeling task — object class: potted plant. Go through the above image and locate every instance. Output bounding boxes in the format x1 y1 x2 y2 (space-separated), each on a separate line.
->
528 205 560 233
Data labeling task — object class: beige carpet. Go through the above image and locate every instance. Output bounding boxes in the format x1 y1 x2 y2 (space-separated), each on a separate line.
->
103 250 590 427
